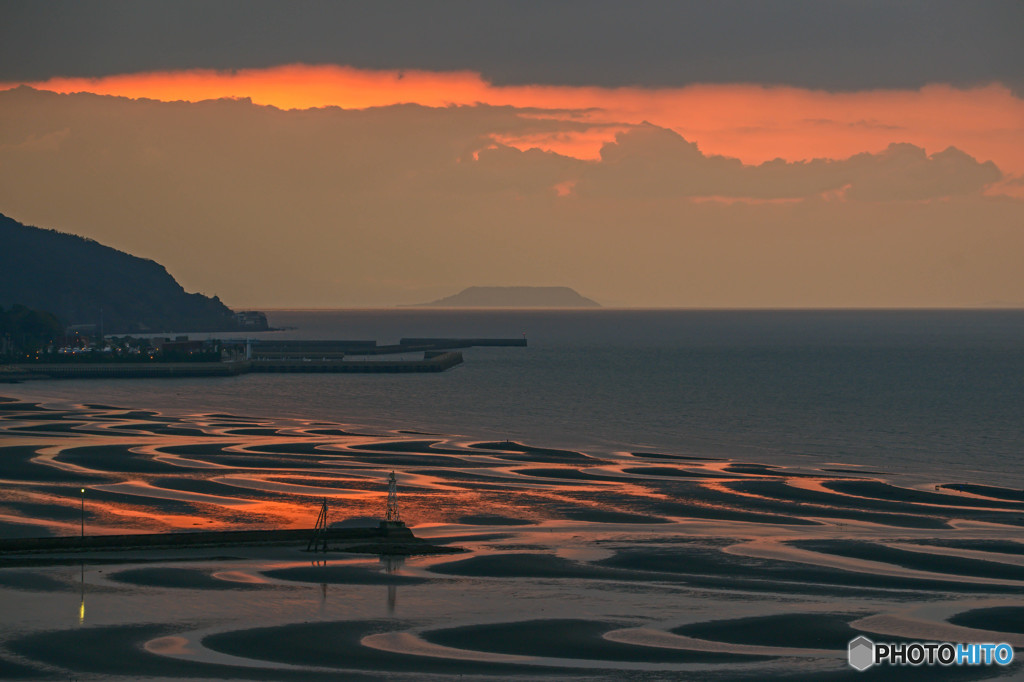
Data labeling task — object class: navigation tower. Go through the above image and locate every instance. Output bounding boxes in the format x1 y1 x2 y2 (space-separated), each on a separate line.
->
385 471 401 523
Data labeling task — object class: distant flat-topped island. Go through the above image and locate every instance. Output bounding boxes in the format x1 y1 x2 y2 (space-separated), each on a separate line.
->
408 286 600 308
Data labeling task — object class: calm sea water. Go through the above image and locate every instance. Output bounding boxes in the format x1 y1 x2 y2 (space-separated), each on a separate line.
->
9 309 1024 488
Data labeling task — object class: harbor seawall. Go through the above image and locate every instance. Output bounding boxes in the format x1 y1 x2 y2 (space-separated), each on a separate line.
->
0 526 415 554
8 361 250 380
249 351 463 373
7 351 464 380
0 524 463 559
400 337 527 348
3 337 532 381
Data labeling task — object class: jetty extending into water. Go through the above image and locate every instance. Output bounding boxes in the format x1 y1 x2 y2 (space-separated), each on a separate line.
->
399 337 527 348
0 525 459 560
249 351 464 374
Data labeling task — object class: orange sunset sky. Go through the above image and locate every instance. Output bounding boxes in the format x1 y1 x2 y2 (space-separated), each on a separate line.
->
10 65 1024 182
1 2 1022 307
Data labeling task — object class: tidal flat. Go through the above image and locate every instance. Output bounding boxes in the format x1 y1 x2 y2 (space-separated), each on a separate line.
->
0 396 1022 680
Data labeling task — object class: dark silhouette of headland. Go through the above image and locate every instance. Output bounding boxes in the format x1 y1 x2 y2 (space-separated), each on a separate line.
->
0 212 268 333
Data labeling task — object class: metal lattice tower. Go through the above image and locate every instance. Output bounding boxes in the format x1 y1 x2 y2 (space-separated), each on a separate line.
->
307 497 328 552
385 471 400 522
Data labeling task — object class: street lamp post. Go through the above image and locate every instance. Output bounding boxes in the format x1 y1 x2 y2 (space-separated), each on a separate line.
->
80 488 85 538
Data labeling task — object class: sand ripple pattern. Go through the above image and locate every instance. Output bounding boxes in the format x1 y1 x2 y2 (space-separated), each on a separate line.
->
1 397 1023 678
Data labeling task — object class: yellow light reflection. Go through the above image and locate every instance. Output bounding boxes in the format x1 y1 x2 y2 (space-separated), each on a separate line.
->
79 562 85 625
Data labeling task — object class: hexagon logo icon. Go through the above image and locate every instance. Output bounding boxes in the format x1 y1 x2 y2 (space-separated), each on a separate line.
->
848 635 875 671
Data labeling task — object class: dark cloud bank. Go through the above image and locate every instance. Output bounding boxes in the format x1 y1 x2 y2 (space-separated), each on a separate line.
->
1 1 1021 93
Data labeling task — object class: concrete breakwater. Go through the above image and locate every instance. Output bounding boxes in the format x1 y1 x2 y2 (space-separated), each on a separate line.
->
2 337 529 381
400 337 527 348
0 525 458 558
3 351 464 380
6 361 251 380
255 338 526 355
249 351 463 373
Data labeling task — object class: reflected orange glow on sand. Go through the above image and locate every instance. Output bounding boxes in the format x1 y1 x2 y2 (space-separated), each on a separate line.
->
4 397 1024 540
89 497 330 533
5 65 1022 178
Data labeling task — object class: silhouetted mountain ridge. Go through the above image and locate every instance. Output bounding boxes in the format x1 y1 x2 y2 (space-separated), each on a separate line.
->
0 212 255 333
412 286 600 308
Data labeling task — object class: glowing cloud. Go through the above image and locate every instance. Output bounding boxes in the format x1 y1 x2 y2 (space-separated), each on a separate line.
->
5 64 1023 183
1 71 1022 308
